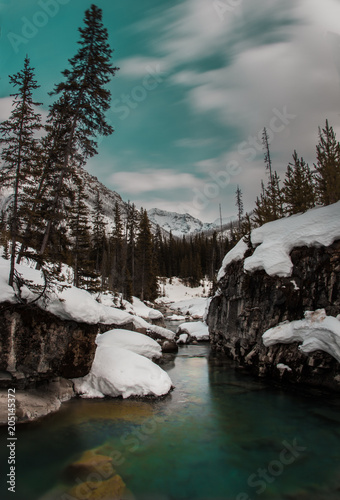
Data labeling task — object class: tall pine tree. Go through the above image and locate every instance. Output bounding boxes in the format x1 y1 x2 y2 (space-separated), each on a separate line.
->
39 4 119 259
0 56 42 286
283 150 316 215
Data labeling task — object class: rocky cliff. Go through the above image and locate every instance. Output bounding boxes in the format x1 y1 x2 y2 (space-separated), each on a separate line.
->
0 302 99 389
207 240 340 391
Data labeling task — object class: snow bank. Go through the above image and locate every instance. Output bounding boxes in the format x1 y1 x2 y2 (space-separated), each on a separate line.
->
0 257 175 339
218 202 340 279
170 297 209 319
262 309 340 363
129 296 163 320
73 345 172 399
96 329 162 359
177 321 210 341
217 238 249 281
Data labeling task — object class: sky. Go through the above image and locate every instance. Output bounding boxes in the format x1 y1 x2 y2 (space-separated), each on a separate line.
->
1 0 340 222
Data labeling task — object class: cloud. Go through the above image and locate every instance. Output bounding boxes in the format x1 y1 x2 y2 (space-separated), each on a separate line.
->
109 169 204 194
118 56 170 78
0 97 14 121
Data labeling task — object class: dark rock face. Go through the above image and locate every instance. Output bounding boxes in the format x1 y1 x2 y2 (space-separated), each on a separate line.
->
207 241 340 391
0 303 99 388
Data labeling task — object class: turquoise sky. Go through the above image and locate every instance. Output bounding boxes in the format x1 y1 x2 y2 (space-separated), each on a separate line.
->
1 0 340 221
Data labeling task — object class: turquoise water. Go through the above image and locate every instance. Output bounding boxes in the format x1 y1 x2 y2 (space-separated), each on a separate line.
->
1 344 340 500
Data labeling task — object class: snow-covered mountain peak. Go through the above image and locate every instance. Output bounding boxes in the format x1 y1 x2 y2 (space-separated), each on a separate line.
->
148 208 216 237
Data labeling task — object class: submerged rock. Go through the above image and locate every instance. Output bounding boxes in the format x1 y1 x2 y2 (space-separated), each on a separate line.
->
67 473 133 500
161 340 178 353
0 377 74 424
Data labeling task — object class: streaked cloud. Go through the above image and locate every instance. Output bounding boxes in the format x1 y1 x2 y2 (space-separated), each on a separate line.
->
109 169 204 194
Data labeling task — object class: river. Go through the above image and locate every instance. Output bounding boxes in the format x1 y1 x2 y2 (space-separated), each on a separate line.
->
1 343 340 500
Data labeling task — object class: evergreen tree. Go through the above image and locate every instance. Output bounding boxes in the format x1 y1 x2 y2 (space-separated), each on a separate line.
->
110 201 124 291
283 150 316 215
135 210 158 301
39 4 119 259
262 127 273 180
92 189 107 272
235 185 244 233
0 56 42 286
126 202 139 294
314 120 340 205
70 179 98 290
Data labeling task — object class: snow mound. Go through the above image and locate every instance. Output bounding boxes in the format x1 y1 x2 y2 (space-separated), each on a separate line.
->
170 298 209 319
73 345 172 399
217 238 249 281
127 296 163 320
167 314 187 321
177 333 189 344
262 309 340 363
96 329 162 359
177 321 210 341
218 202 340 279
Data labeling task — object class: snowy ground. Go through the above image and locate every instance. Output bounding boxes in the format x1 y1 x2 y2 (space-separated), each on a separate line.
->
218 201 340 280
156 277 211 304
262 309 340 363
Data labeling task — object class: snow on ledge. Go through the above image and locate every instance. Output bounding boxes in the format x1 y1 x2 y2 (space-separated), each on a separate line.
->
262 309 340 363
218 201 340 280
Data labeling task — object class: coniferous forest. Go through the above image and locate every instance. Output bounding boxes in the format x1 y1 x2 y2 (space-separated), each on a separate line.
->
0 4 339 305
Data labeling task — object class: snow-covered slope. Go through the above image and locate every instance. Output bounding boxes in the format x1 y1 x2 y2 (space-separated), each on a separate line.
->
148 208 217 237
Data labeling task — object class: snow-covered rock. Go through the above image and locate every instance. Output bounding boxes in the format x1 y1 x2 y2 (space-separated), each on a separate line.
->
167 314 187 321
218 202 340 279
217 238 249 281
96 329 162 359
263 309 340 363
177 321 209 341
276 363 292 372
177 333 189 344
170 298 209 319
72 345 172 399
127 296 163 321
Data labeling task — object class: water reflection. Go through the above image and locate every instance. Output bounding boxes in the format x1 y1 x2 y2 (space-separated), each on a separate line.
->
1 345 340 500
